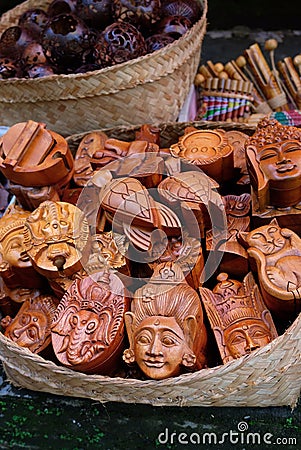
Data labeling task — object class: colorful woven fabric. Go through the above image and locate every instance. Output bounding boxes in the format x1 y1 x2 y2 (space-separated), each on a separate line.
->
271 110 301 127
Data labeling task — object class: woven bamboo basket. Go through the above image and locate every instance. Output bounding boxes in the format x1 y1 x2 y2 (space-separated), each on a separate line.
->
0 120 300 408
0 0 207 136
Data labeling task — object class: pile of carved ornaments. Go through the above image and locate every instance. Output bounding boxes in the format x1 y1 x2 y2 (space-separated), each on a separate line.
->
0 117 300 380
0 0 203 78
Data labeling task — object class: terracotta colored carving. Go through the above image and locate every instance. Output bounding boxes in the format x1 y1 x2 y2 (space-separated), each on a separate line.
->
158 170 222 238
199 272 278 363
73 131 108 187
239 219 301 318
0 120 74 187
0 121 74 210
225 129 250 186
0 204 44 294
23 201 91 279
170 128 234 183
51 271 128 374
246 117 301 210
206 193 251 277
100 177 181 251
147 233 204 290
1 294 57 354
123 262 208 379
134 124 161 146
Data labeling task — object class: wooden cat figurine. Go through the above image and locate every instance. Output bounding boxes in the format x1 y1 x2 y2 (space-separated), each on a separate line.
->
239 218 301 318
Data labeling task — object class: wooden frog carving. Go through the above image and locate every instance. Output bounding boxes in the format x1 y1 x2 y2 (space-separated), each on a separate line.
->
1 294 57 354
51 270 129 374
0 120 74 210
170 127 234 183
199 272 278 363
123 262 208 379
23 201 91 279
246 117 301 210
239 219 301 318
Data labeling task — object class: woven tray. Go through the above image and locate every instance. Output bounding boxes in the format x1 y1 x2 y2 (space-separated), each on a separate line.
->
0 0 207 136
0 120 300 408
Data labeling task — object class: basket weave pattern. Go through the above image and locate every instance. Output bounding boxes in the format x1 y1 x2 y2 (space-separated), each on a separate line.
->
0 314 300 407
0 120 300 408
0 0 207 135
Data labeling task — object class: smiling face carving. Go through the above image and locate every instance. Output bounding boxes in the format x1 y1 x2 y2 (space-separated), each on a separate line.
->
246 118 301 209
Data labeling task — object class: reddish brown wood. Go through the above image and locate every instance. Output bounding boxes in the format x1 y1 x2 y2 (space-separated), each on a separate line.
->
1 294 57 354
0 120 74 187
123 262 208 379
51 270 129 374
199 272 278 363
246 117 301 210
239 219 301 318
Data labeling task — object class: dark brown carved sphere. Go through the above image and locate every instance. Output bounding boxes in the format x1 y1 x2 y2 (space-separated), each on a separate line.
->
94 22 147 67
47 0 77 17
41 13 96 72
26 64 55 78
0 57 22 79
21 42 47 67
161 0 202 24
76 0 113 29
156 15 191 39
145 33 175 53
112 0 161 31
0 26 36 60
18 9 49 38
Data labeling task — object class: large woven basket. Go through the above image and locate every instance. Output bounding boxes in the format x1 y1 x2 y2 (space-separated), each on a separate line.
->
0 0 207 136
0 120 300 408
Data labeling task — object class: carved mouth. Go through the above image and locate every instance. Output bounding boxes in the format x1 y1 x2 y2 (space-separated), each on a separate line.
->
276 163 296 173
19 254 30 262
144 360 165 368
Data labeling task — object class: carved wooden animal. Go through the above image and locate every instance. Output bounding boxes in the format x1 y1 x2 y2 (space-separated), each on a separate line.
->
239 219 301 318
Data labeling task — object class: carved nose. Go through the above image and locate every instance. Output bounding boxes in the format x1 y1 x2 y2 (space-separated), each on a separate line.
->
148 336 163 356
245 336 260 352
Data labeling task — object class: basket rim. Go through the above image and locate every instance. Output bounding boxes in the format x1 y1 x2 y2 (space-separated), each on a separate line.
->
0 312 300 387
0 0 207 101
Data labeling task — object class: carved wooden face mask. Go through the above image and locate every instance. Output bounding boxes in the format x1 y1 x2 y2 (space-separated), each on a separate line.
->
23 201 91 278
123 262 207 379
51 271 128 374
0 204 31 270
2 295 56 353
246 118 301 209
199 272 278 363
170 128 234 183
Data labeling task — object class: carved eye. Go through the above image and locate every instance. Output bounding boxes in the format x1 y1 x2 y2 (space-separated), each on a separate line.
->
137 334 151 345
250 329 269 339
44 223 50 228
60 220 67 226
268 226 278 233
260 152 276 161
161 336 177 346
250 233 262 240
27 327 37 340
71 315 78 326
86 321 97 333
19 314 30 326
230 334 245 345
10 240 21 250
